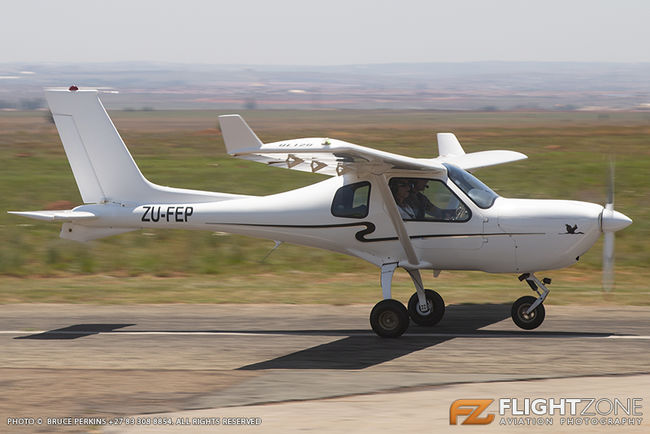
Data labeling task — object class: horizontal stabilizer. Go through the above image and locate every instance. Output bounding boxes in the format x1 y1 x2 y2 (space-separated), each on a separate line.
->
8 210 97 222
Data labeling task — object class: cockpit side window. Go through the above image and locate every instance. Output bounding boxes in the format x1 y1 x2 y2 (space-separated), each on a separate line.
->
331 181 370 218
443 163 499 209
388 177 471 222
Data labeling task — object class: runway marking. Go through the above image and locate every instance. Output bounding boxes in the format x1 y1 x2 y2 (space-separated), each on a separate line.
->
2 330 650 339
607 335 650 339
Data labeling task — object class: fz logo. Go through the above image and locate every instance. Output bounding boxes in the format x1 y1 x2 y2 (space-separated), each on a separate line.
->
449 399 495 425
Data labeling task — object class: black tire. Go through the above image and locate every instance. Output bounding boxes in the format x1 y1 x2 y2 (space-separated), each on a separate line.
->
511 295 545 330
407 289 445 326
370 299 409 338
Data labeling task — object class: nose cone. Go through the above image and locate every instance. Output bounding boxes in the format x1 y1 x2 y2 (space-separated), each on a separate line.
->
601 208 633 232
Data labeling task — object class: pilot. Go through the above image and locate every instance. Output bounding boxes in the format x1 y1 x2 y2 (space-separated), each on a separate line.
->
390 179 417 220
407 179 443 220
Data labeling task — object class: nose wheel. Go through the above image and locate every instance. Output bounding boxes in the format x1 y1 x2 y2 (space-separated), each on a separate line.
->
511 273 550 330
511 295 545 329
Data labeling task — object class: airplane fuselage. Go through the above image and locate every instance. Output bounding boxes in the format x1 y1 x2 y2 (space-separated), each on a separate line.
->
69 173 605 274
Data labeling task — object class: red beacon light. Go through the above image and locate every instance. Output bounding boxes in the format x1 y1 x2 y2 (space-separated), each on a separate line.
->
69 85 78 91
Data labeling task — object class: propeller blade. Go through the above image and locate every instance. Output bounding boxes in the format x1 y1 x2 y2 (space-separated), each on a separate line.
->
606 157 615 207
602 229 615 292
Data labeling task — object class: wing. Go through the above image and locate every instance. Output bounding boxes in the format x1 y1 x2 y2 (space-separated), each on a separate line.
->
218 115 445 176
218 115 526 176
438 150 528 171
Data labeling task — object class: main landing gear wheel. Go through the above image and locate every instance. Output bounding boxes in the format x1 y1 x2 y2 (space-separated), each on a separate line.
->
407 289 445 326
370 299 409 338
511 295 545 330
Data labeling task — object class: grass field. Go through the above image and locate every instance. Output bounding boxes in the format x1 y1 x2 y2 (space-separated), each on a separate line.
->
1 109 648 304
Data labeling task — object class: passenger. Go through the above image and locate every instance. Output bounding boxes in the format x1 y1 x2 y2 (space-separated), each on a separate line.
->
390 179 417 220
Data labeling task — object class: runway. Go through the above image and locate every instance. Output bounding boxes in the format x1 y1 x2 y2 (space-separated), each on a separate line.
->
1 303 649 432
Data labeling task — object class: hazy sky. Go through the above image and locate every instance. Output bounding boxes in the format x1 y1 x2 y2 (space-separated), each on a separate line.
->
2 0 649 64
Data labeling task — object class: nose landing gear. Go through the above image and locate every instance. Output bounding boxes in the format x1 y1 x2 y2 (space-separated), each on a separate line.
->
512 273 550 330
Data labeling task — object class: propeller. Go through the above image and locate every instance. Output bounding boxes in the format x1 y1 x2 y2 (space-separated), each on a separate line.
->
600 159 632 292
602 217 615 292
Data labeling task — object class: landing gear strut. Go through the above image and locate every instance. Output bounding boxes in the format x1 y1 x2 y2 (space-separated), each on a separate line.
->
511 273 550 330
370 264 446 337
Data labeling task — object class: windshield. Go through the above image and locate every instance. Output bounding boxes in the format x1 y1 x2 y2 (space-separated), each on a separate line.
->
443 163 499 209
388 177 470 222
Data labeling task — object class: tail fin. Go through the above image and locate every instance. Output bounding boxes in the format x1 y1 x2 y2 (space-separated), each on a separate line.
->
46 88 245 204
46 89 151 204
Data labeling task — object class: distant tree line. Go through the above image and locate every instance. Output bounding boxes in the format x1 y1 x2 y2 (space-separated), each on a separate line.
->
0 98 46 110
124 107 155 111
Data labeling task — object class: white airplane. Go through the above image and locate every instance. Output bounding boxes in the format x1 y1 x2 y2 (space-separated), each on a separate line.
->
10 87 633 337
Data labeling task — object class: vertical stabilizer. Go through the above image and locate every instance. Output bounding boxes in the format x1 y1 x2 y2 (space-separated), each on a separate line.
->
45 88 246 205
46 88 150 204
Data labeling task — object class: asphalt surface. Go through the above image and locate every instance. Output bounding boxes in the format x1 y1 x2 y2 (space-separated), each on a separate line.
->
0 303 649 433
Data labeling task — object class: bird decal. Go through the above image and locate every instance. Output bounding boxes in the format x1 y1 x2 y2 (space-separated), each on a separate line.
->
565 224 584 234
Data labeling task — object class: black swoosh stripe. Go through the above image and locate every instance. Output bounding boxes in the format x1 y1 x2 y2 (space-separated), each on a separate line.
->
206 221 544 243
